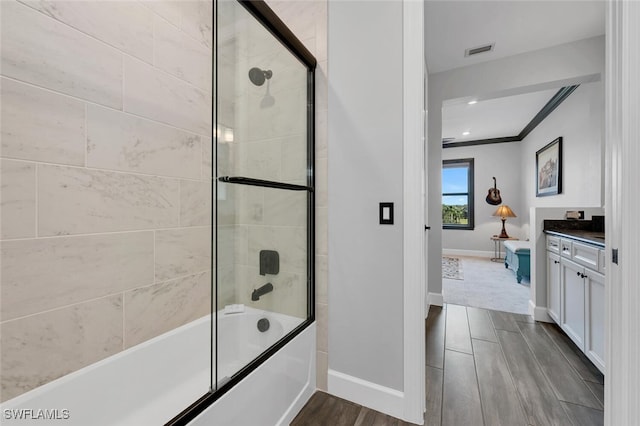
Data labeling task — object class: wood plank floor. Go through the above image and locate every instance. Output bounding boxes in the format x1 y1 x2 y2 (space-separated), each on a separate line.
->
291 304 604 426
428 304 604 426
290 392 417 426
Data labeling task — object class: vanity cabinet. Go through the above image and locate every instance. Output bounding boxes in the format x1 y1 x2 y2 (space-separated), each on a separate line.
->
546 234 605 373
547 251 561 323
561 258 586 349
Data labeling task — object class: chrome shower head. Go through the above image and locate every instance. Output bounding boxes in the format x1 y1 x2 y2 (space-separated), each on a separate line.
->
248 67 273 86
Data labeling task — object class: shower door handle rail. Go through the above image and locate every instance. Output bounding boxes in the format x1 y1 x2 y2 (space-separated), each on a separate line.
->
218 176 313 192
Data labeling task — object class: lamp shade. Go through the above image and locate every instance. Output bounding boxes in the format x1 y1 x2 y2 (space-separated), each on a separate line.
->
493 205 517 218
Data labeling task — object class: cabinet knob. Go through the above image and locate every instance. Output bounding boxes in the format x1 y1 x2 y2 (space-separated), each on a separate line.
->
582 274 588 279
577 271 581 276
554 260 560 264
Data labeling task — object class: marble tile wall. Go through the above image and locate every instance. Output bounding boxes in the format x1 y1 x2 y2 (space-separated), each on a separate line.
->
0 0 213 402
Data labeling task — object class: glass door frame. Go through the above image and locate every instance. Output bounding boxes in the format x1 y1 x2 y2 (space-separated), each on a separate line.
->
167 1 316 424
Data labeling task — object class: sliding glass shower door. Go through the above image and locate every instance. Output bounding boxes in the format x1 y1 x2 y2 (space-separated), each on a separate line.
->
214 0 315 391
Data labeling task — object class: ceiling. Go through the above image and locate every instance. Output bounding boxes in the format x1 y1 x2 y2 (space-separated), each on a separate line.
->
428 1 604 146
425 1 606 73
442 88 559 143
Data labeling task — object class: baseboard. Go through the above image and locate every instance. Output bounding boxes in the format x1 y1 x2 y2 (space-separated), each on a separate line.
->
427 292 443 308
443 249 493 258
327 369 404 420
529 299 553 323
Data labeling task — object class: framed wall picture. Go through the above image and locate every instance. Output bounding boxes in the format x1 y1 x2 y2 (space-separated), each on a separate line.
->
536 137 562 197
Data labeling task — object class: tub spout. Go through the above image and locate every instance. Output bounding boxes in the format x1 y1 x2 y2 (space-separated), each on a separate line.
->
251 283 273 301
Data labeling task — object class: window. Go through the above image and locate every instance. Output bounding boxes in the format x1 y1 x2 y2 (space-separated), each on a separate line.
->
442 158 474 230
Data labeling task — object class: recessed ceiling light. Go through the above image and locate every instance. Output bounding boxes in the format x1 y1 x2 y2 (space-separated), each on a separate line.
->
468 100 477 105
462 131 470 136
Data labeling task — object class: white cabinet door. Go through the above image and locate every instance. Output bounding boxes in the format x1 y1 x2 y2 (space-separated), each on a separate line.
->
561 258 585 350
547 251 562 323
585 270 606 373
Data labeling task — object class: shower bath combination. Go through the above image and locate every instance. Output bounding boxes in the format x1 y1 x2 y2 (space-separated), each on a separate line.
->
0 0 315 424
248 66 275 108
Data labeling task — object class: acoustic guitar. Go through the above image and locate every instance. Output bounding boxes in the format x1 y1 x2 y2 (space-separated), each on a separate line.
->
486 177 502 205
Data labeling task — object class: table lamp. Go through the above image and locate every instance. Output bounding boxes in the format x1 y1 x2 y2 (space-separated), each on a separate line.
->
493 205 517 238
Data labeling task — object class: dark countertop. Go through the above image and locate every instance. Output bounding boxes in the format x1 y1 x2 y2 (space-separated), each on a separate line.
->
544 229 605 248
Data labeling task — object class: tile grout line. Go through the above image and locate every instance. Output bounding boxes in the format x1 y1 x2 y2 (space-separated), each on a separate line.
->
540 322 604 385
15 1 212 92
517 322 581 406
34 163 39 238
439 304 447 426
0 75 212 139
0 269 210 326
466 306 487 426
2 225 213 243
0 153 209 183
541 327 606 407
492 319 532 426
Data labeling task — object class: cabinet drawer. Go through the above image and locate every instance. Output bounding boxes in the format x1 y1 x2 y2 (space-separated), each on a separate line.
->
572 241 600 270
547 236 560 253
560 239 573 258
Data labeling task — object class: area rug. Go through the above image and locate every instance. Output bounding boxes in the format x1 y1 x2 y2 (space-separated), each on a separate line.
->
442 256 464 280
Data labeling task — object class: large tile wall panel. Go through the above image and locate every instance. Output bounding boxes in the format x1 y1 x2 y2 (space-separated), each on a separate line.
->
154 16 211 92
0 0 214 401
0 295 123 402
123 56 211 135
0 1 122 108
124 271 210 348
1 232 153 321
180 180 212 226
155 227 211 281
86 105 202 179
19 0 154 63
0 160 36 239
281 134 308 183
262 189 306 227
181 0 213 48
38 165 179 235
0 77 85 165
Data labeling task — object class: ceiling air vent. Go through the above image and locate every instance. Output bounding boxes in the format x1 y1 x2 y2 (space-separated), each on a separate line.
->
465 43 495 57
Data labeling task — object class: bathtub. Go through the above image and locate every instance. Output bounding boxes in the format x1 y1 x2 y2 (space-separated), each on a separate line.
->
0 307 316 425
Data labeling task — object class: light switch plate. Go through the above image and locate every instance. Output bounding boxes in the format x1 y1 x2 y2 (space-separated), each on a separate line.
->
380 202 394 225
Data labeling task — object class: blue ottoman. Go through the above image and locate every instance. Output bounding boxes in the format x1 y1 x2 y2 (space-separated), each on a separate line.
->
503 241 530 283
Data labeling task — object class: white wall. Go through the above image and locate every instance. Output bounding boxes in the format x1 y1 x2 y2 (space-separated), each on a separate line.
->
520 81 604 237
427 35 605 300
442 142 523 254
328 0 404 392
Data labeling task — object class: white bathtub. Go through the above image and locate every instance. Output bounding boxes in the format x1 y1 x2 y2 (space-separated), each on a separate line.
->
0 307 316 425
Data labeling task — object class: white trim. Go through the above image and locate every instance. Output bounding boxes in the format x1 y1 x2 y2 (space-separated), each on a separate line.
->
605 1 640 424
402 0 426 424
427 292 444 308
442 248 493 259
328 369 405 420
528 299 552 323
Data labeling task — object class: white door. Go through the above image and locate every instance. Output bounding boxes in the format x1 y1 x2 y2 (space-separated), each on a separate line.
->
547 251 561 324
585 269 605 373
560 258 585 350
